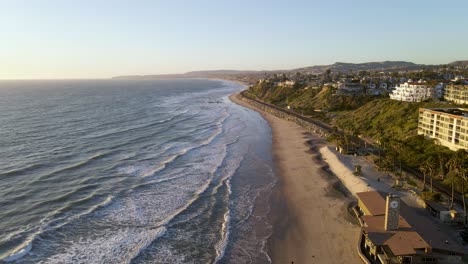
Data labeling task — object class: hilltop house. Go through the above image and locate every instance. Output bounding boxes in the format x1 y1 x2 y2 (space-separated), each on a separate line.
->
276 80 296 87
444 85 468 105
389 82 433 102
337 81 363 95
380 82 388 90
432 83 445 99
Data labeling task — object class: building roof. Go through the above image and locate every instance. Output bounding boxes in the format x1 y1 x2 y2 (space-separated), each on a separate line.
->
420 108 468 118
364 228 429 256
358 191 465 256
362 215 411 230
400 203 465 255
362 215 428 256
356 191 386 216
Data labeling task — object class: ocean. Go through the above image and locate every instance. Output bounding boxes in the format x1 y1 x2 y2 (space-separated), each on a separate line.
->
0 79 276 263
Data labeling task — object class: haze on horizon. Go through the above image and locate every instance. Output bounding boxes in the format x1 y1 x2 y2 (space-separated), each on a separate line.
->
1 0 468 80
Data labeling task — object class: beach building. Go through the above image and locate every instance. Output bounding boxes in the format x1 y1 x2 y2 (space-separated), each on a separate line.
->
389 82 433 102
444 85 468 105
356 191 464 264
418 108 468 150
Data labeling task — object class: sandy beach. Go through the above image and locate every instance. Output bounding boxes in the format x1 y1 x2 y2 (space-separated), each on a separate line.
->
230 93 362 264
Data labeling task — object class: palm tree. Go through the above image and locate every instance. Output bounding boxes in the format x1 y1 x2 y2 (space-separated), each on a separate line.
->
444 171 458 209
392 140 405 174
438 151 450 180
420 155 438 192
420 160 430 191
427 156 439 193
447 150 468 225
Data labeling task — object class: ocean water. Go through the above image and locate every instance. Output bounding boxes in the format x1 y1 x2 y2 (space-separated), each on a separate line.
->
0 79 276 263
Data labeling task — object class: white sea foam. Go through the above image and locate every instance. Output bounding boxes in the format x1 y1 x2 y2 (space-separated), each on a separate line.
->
39 227 167 264
0 194 116 262
37 143 230 263
118 111 229 180
0 80 254 263
0 239 33 262
82 110 187 139
214 178 232 264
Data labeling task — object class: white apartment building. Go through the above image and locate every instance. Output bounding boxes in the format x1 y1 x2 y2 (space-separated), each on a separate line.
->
389 82 433 102
418 108 468 150
276 80 296 87
445 85 468 105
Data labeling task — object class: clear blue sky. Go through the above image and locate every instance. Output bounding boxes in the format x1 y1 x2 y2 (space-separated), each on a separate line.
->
1 0 467 79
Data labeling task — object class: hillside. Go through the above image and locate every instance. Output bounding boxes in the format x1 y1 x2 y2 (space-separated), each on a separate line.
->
448 60 468 67
246 82 376 113
333 99 452 140
332 99 457 168
112 60 435 81
246 80 460 170
294 61 425 74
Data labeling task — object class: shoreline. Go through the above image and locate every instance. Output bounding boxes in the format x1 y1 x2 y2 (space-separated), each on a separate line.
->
229 93 361 263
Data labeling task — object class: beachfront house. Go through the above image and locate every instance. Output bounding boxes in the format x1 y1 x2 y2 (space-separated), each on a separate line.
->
356 191 464 264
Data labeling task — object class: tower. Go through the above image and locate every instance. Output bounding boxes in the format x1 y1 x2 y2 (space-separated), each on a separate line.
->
384 194 400 231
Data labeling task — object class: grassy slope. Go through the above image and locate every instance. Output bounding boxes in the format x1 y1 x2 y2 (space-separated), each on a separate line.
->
246 82 459 169
333 99 453 140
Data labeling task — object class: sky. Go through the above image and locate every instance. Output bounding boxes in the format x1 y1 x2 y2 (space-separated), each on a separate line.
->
1 0 468 79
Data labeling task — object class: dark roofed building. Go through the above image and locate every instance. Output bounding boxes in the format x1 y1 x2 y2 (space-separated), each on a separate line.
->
357 191 387 216
356 191 464 264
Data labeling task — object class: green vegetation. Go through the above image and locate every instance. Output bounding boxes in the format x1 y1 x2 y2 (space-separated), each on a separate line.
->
406 178 417 187
333 99 450 140
420 191 441 202
246 80 467 212
247 82 376 113
247 82 457 172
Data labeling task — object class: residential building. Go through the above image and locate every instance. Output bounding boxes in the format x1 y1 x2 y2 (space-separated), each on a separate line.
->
444 85 468 105
337 81 363 92
357 191 464 264
418 108 468 150
389 82 433 102
276 80 296 87
452 75 465 82
432 83 445 99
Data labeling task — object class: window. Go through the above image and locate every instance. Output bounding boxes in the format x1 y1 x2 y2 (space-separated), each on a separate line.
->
402 256 412 263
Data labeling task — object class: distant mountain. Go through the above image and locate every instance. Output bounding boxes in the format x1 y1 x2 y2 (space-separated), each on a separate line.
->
112 70 264 80
448 60 468 67
112 60 452 81
294 61 424 74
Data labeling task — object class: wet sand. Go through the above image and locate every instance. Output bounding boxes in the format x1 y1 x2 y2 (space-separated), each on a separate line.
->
230 93 361 264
